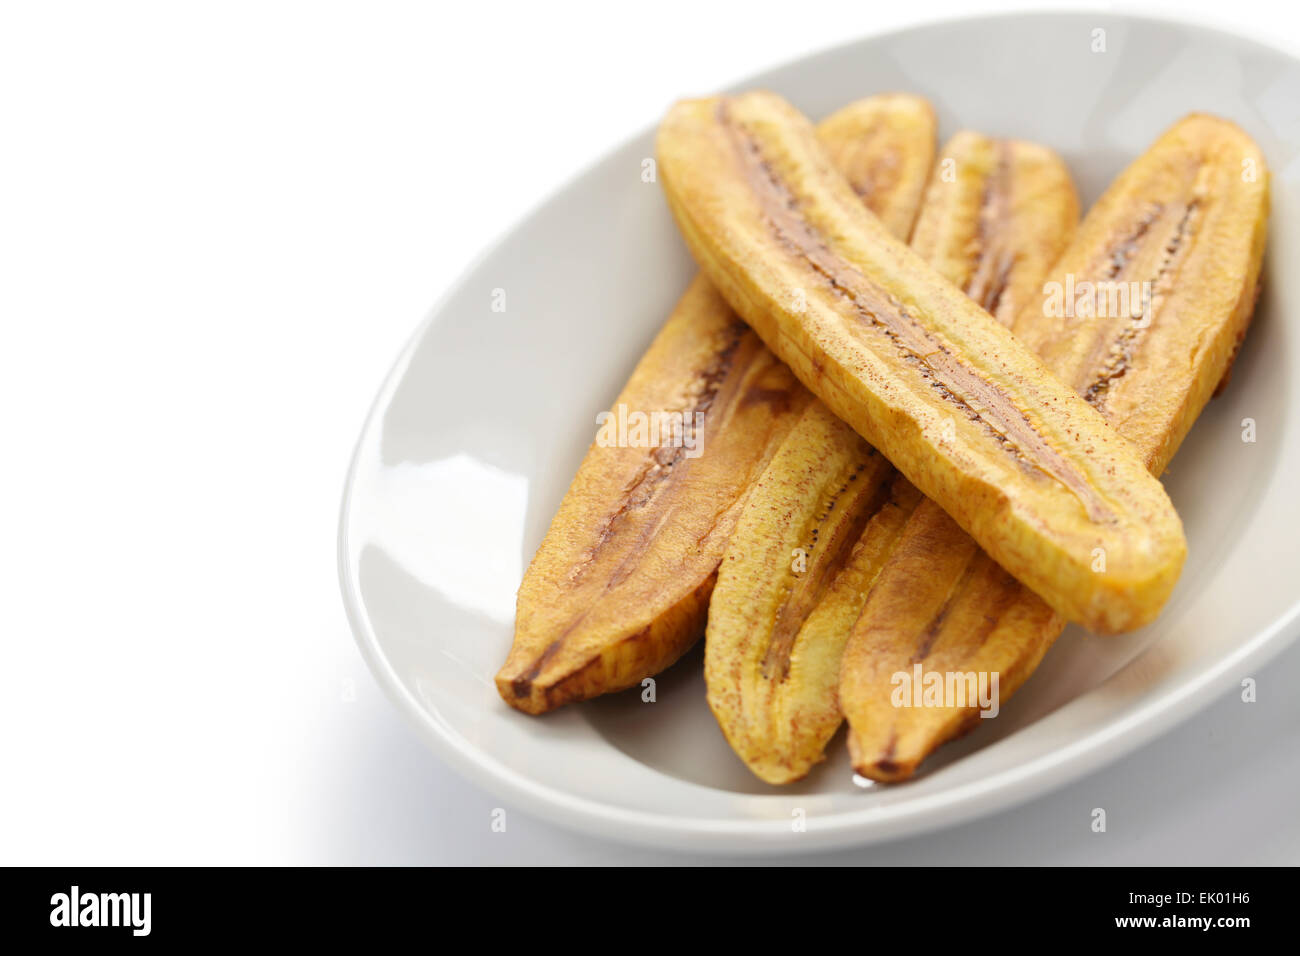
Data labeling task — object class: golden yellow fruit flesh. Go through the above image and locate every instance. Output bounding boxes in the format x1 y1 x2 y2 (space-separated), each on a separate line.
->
705 132 1078 783
842 113 1270 781
910 131 1081 324
657 90 1187 634
497 95 937 714
816 93 936 241
497 277 809 714
1013 113 1270 476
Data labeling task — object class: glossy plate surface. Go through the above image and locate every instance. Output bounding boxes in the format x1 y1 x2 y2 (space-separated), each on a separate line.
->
340 12 1300 851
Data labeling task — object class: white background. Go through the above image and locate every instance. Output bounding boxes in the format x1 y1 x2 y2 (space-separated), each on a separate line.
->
2 0 1298 864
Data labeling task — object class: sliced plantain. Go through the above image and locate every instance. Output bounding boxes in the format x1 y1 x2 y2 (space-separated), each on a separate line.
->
657 90 1186 634
706 133 1078 782
842 113 1270 781
498 95 937 714
704 402 894 782
499 278 808 714
1012 113 1270 476
842 502 1063 782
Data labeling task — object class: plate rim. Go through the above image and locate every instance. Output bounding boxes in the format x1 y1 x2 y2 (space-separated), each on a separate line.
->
338 9 1300 853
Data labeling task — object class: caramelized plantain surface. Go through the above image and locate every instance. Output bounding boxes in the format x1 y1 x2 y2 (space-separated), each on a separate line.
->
843 114 1270 781
706 132 1078 782
1013 114 1270 476
910 131 1081 324
500 277 809 713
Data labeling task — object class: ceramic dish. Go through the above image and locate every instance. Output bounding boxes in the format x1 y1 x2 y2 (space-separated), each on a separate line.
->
340 12 1300 852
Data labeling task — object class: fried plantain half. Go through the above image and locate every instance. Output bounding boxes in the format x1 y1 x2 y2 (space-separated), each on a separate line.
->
706 131 1078 782
657 90 1187 634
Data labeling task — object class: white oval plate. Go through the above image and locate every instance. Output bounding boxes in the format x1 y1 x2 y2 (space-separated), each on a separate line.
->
340 12 1300 852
